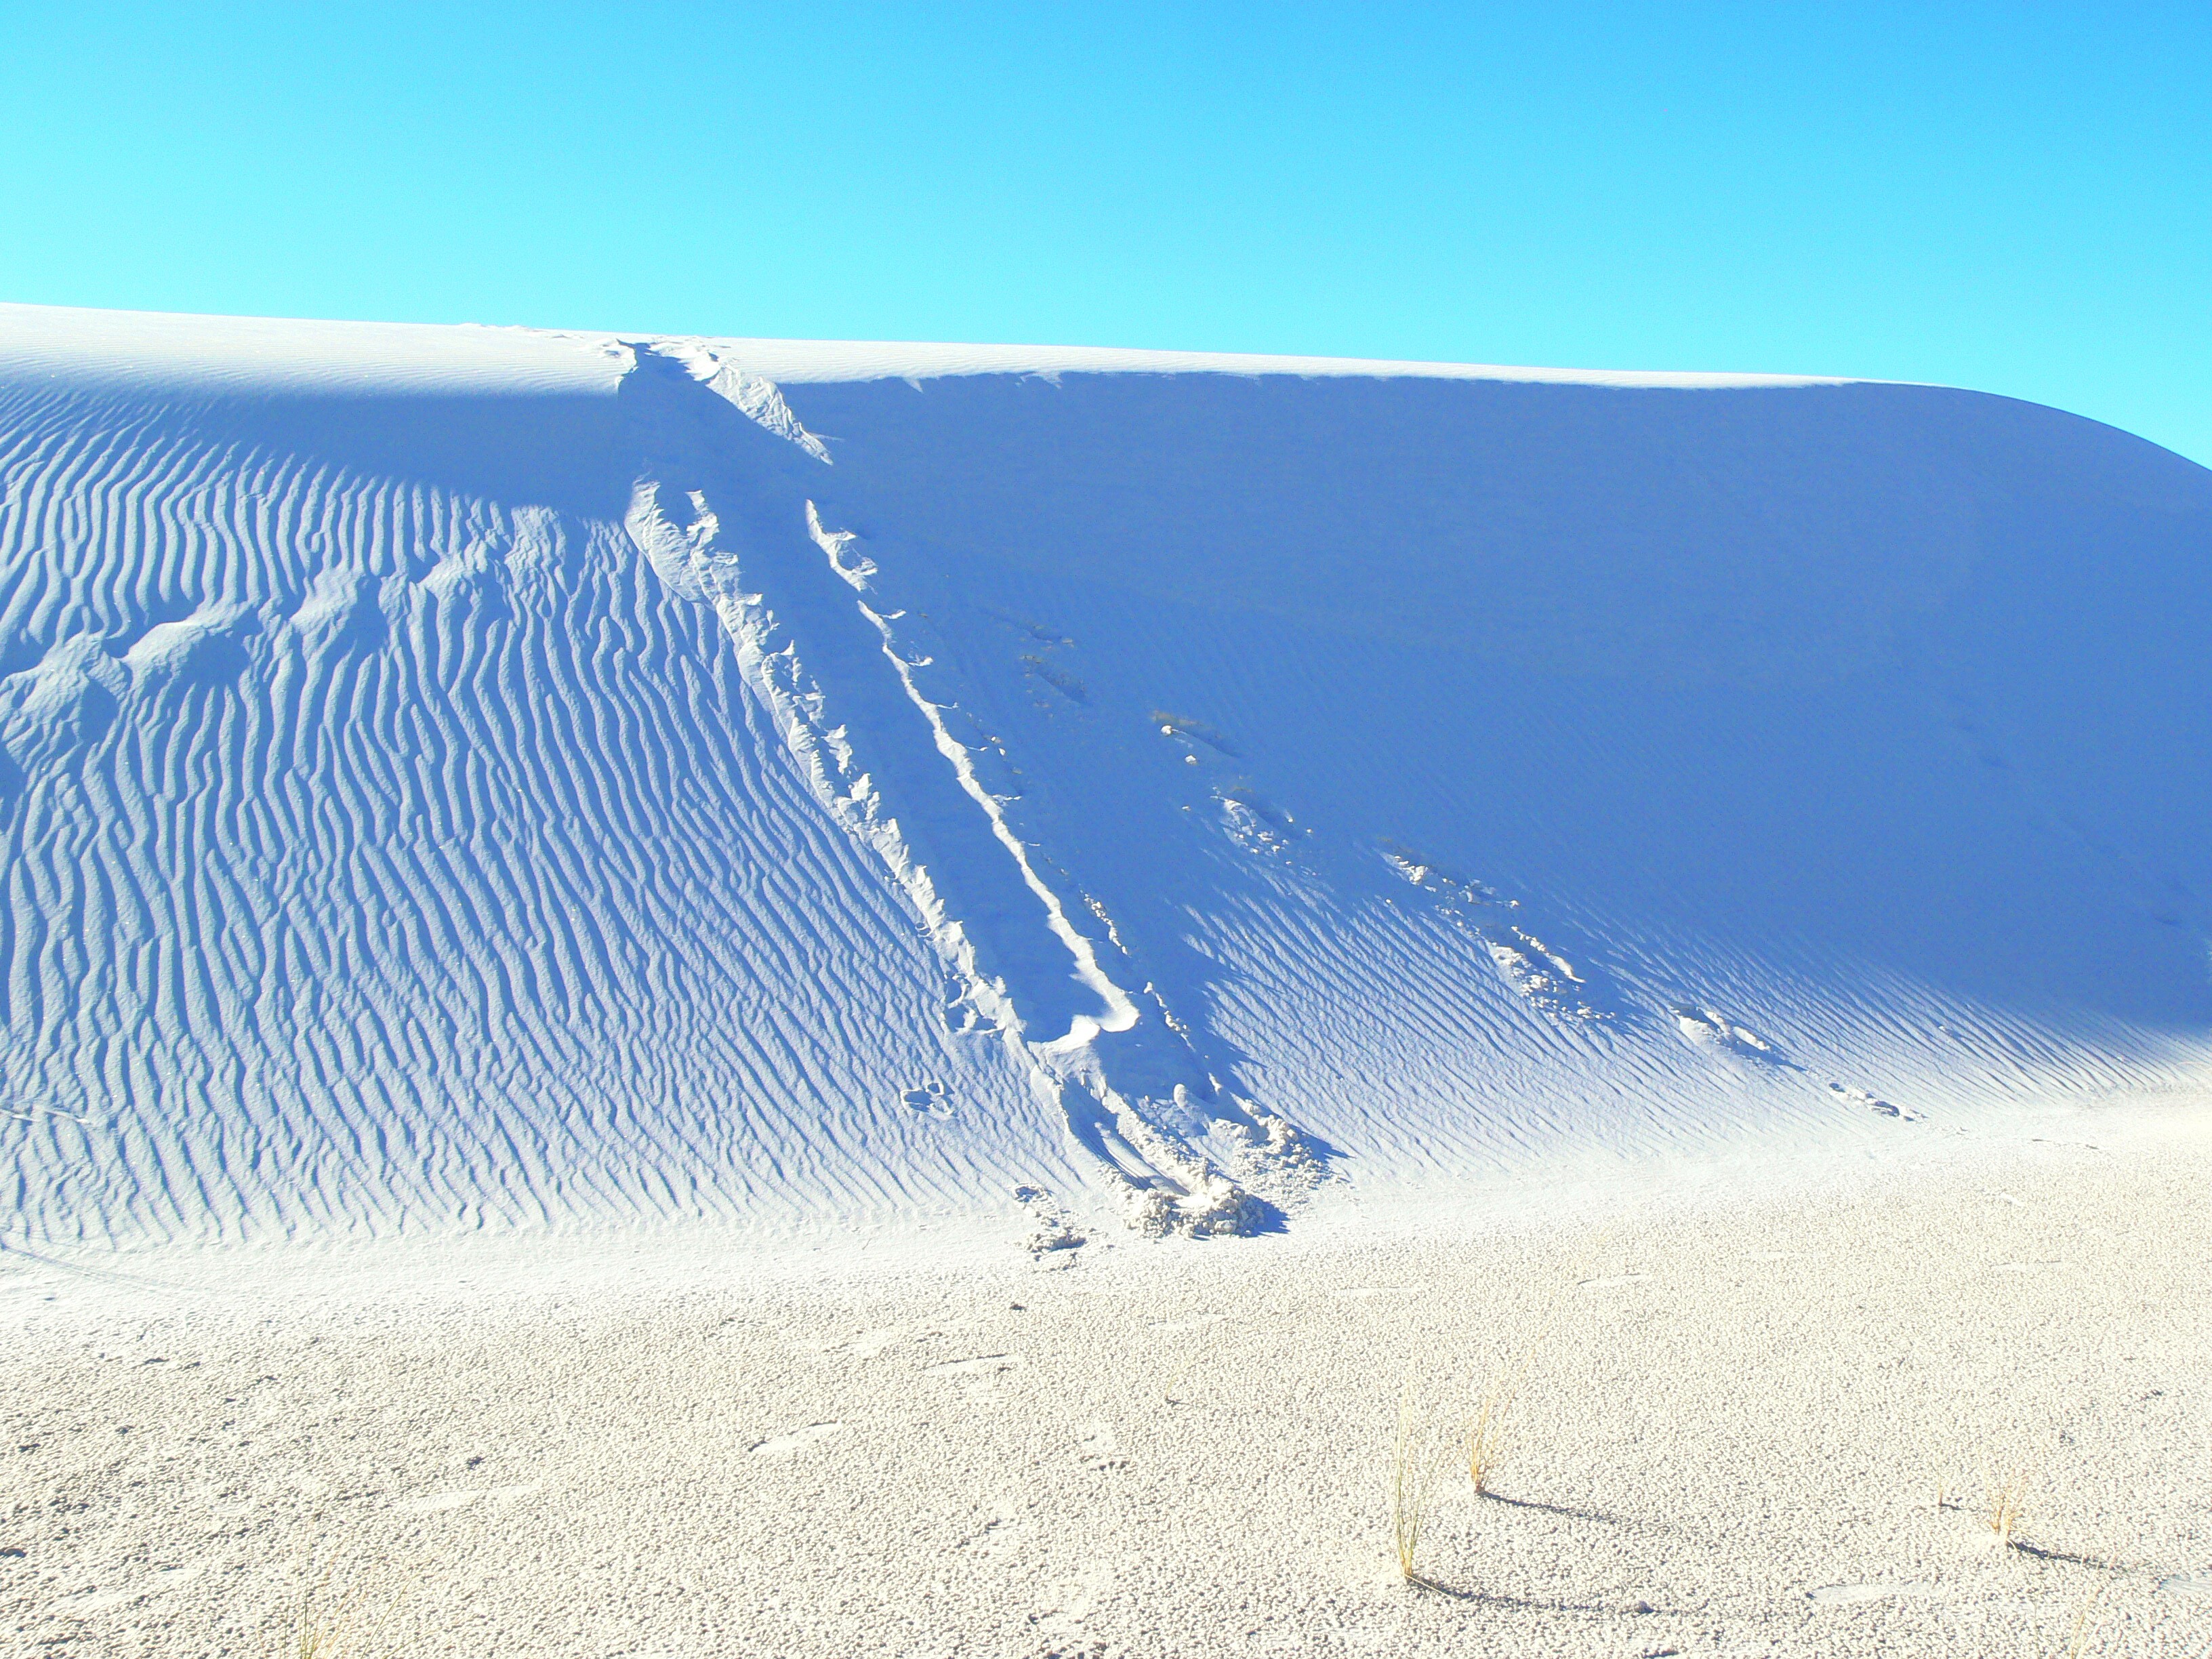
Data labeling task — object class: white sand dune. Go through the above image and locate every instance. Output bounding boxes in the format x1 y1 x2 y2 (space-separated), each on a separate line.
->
3 302 2208 1250
1 302 2209 1653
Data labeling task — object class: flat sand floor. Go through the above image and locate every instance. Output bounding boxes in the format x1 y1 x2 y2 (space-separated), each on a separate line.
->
5 1111 2211 1657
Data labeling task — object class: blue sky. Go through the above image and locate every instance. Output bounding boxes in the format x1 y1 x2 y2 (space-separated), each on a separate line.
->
4 3 2207 464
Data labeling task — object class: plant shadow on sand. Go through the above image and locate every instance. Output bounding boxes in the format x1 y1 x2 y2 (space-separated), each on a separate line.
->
2010 1540 2129 1572
1401 1575 1677 1617
1481 1490 1694 1542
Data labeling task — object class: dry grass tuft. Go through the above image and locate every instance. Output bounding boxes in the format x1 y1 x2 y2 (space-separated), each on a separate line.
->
2060 1581 2109 1659
1982 1460 2033 1548
1465 1338 1542 1496
1920 1428 1961 1513
1465 1229 1610 1496
294 1568 367 1659
1390 1380 1446 1586
291 1549 398 1659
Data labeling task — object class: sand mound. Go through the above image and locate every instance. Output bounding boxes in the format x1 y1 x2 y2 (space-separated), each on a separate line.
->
2 304 2208 1247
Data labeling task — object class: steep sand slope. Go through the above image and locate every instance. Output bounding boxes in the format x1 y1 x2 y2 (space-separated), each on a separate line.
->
1 304 2207 1248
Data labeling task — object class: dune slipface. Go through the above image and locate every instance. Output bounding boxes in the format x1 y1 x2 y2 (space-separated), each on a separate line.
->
2 304 2207 1248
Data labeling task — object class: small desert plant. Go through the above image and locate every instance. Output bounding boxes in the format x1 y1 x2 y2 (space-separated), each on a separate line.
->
1465 1333 1546 1495
2060 1581 2109 1659
1925 1439 1967 1512
1982 1461 2033 1547
1390 1380 1446 1586
294 1570 366 1659
1465 1229 1610 1494
291 1549 392 1659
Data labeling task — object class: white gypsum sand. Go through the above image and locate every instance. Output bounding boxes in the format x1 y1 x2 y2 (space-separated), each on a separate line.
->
4 1111 2209 1658
3 306 2211 1654
4 304 2211 1251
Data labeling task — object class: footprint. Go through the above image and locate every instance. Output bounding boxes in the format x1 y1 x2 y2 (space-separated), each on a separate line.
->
1673 1004 1780 1059
1380 845 1607 1021
1020 653 1088 705
1035 1561 1115 1635
1017 1186 1085 1257
1492 933 1604 1022
1379 843 1500 903
1076 1422 1127 1469
964 1496 1038 1556
2158 1574 2212 1599
900 1081 953 1118
1580 1273 1652 1290
1214 781 1300 857
748 1422 843 1458
926 1353 1021 1403
1151 710 1240 758
1829 1082 1921 1120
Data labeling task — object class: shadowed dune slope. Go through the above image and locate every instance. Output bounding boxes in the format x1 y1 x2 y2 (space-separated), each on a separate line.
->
1 306 2207 1245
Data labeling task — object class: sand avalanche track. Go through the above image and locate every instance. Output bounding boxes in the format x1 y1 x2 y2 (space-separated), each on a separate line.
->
1 305 2208 1247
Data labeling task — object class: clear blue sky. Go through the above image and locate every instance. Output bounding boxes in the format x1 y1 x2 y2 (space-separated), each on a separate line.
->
4 3 2207 464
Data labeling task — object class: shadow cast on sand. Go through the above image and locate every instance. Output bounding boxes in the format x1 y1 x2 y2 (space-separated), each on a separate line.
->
1481 1490 1689 1541
2011 1540 2129 1573
1404 1576 1679 1617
